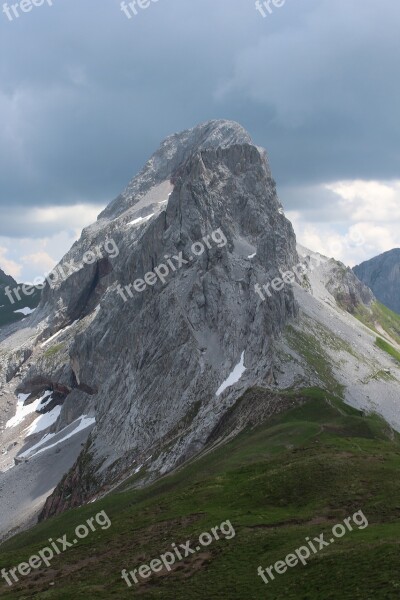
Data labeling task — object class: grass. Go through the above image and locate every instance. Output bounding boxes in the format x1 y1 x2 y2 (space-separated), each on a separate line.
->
375 337 400 363
355 301 400 345
44 344 65 358
1 387 400 599
285 325 346 397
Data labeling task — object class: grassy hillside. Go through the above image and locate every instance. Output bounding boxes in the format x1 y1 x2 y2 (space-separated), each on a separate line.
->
375 337 400 363
355 301 400 345
1 387 400 599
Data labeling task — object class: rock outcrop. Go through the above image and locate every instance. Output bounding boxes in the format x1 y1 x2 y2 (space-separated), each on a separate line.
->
2 121 400 537
31 120 299 516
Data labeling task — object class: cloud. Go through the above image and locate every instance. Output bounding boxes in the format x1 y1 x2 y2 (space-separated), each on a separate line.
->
0 204 105 238
20 251 57 277
0 0 398 271
286 179 400 266
215 0 400 185
0 247 22 280
0 203 104 282
0 0 399 211
326 180 400 223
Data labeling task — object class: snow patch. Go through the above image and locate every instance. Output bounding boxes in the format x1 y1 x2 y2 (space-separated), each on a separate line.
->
14 307 35 316
25 405 62 436
38 390 53 408
128 213 154 226
6 394 40 429
40 321 78 348
216 352 246 396
19 415 96 460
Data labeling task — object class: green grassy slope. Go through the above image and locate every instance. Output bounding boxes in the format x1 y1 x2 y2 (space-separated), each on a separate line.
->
1 388 400 599
375 337 400 363
355 301 400 345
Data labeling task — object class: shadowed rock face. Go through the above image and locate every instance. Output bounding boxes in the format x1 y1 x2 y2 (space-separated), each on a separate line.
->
0 268 16 290
353 249 400 314
1 121 300 520
0 268 41 330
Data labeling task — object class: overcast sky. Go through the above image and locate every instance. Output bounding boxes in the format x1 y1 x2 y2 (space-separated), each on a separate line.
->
1 0 399 281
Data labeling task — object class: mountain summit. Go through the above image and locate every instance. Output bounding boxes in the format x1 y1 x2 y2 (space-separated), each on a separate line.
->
0 120 299 531
1 121 400 542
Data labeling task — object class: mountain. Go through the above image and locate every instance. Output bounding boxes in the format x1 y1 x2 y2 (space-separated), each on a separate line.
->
1 387 400 599
0 268 41 329
0 267 16 289
353 249 400 314
1 120 400 556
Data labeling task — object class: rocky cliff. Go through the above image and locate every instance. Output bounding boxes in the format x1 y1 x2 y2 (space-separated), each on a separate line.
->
0 121 300 524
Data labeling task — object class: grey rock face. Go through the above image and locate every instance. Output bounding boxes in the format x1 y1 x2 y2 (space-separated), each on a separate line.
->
296 245 375 314
325 260 375 313
1 120 300 520
99 120 254 221
354 249 400 314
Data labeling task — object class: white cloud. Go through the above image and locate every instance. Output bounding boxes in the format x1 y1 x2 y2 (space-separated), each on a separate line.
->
0 203 105 239
0 246 22 279
326 180 400 222
0 203 105 282
26 204 104 230
288 179 400 266
21 251 57 275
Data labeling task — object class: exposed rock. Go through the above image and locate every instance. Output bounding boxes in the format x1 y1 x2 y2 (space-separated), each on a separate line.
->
10 120 395 534
325 259 375 313
32 120 299 516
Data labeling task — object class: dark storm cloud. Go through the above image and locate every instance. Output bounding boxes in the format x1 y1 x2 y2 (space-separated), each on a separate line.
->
0 0 399 236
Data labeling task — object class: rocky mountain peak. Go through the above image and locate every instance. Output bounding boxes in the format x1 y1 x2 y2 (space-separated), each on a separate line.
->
0 120 299 520
99 120 257 221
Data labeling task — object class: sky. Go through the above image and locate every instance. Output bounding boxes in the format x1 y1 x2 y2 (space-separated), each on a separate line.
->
0 0 399 282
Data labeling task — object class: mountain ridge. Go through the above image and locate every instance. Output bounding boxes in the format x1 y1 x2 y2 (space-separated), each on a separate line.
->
353 248 400 314
1 121 400 544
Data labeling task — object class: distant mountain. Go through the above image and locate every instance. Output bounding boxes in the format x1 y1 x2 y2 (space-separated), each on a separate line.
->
353 249 400 314
0 266 16 289
0 267 41 328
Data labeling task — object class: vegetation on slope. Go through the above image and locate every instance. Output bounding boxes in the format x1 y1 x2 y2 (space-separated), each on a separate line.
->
355 301 400 345
0 388 400 599
375 337 400 364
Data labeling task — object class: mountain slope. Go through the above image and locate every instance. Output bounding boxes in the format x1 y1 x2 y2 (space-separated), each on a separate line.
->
353 249 400 314
0 121 299 538
1 121 400 549
285 246 400 429
0 388 399 599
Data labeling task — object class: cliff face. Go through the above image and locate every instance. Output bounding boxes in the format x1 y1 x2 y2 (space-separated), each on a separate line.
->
354 249 400 314
0 121 299 520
